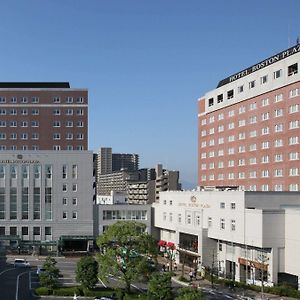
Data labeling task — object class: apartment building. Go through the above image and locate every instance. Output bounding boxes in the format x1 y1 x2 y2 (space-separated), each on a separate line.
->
198 44 300 191
0 82 88 151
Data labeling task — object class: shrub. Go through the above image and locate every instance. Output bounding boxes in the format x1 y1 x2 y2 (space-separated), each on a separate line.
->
35 287 51 295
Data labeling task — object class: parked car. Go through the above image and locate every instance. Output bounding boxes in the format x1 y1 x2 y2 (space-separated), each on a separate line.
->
36 266 46 275
14 258 30 268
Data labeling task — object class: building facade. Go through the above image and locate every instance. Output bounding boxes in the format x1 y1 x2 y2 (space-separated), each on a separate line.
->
112 153 139 172
198 44 300 191
0 151 94 250
0 82 88 151
153 190 300 288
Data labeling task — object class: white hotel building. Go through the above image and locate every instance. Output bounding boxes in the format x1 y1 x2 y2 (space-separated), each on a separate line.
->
153 190 300 289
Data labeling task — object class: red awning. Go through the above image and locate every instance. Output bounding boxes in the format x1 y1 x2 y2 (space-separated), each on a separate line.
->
158 240 167 247
167 242 176 250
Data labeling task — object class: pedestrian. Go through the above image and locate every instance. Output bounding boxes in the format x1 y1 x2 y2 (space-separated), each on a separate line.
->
189 269 193 281
166 262 170 271
162 264 166 272
193 268 197 280
174 262 177 271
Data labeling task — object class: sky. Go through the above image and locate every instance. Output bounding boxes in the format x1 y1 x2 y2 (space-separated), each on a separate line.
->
1 0 300 188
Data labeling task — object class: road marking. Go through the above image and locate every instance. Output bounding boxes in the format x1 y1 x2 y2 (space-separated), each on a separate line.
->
15 271 28 300
0 268 15 276
98 277 107 288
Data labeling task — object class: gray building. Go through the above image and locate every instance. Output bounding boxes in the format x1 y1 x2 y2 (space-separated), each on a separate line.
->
112 153 139 172
0 151 94 252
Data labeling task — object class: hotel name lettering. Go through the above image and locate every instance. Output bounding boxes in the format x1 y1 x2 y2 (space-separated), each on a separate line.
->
0 160 40 164
218 44 300 86
178 203 210 208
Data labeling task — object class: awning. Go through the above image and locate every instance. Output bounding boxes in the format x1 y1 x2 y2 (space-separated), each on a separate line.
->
59 235 94 241
158 240 167 247
177 247 200 257
166 242 176 250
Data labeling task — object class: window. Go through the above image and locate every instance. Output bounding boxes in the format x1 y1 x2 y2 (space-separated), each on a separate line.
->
218 125 224 132
209 139 214 146
62 198 67 205
261 170 269 178
261 112 269 121
274 154 283 162
249 116 257 124
53 121 60 127
239 119 246 127
22 227 28 236
275 184 283 191
169 213 173 222
76 109 84 115
231 203 236 209
218 113 224 120
63 183 67 192
186 214 191 224
220 202 225 209
274 139 283 147
238 172 245 179
275 93 283 102
21 121 28 127
32 97 39 103
228 147 235 155
228 110 235 117
208 217 212 227
201 130 206 137
239 105 246 114
72 198 77 205
249 157 257 164
72 184 77 192
274 69 282 79
249 171 257 178
260 75 268 84
238 85 244 93
290 88 299 98
249 80 255 89
21 97 28 103
66 121 73 127
228 160 234 167
289 136 299 145
10 109 17 115
66 108 73 115
289 184 299 191
261 141 269 149
289 168 299 176
53 109 60 115
231 220 236 231
63 212 67 219
228 122 235 130
0 97 5 103
262 184 269 191
227 90 234 99
238 146 245 153
238 159 245 166
274 109 283 118
218 137 224 144
228 135 235 142
288 63 298 76
45 227 52 236
274 169 283 177
0 109 6 115
32 109 39 115
33 227 40 235
31 133 39 140
209 128 214 135
77 97 84 103
289 104 299 114
249 102 257 110
217 94 223 103
218 174 224 180
72 211 77 219
31 121 39 127
289 152 299 160
53 96 60 103
72 165 78 179
261 98 269 106
249 130 257 138
208 98 214 107
53 133 60 140
228 173 234 179
66 97 73 103
261 127 269 135
261 155 269 163
21 133 28 140
275 123 283 132
66 133 73 140
218 149 224 156
209 116 214 123
289 120 299 129
21 109 28 115
220 218 225 229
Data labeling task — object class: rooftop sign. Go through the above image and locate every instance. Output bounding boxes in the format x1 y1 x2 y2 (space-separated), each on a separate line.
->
217 44 300 88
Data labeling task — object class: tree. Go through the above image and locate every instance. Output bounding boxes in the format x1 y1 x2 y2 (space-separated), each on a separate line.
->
147 272 173 300
76 256 98 290
39 256 60 290
96 221 157 294
175 287 203 300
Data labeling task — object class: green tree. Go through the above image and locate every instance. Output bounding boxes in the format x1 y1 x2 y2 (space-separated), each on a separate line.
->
39 256 60 290
147 272 173 300
96 221 157 294
175 287 203 300
76 256 98 290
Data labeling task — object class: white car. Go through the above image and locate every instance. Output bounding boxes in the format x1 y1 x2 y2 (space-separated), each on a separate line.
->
14 258 30 268
36 267 46 275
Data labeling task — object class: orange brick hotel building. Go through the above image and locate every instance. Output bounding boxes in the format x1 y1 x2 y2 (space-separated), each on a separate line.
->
198 44 300 191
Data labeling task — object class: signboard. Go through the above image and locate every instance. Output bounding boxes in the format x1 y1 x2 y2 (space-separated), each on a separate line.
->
238 257 268 271
217 44 300 87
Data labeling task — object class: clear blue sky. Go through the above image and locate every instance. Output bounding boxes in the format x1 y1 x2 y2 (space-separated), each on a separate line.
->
1 0 300 188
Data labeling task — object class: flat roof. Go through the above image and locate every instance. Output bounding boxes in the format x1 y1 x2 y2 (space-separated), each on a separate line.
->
0 82 70 88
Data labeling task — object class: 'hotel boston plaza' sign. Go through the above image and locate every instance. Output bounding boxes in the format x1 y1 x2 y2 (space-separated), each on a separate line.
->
217 44 300 87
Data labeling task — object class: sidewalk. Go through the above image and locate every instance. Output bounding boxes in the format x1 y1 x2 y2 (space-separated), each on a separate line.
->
157 256 297 300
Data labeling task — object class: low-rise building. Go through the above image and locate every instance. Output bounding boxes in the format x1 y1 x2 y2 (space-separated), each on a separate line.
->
153 190 300 288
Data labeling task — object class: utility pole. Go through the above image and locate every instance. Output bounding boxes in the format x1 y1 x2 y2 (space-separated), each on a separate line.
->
211 249 215 288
